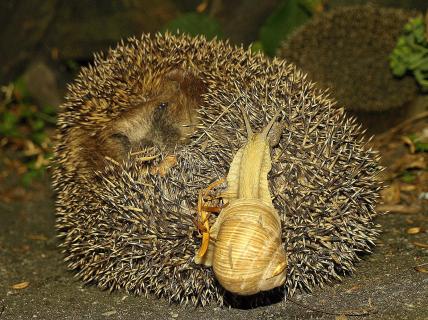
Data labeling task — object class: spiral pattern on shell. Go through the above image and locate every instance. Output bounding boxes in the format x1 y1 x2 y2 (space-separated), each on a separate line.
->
212 199 287 295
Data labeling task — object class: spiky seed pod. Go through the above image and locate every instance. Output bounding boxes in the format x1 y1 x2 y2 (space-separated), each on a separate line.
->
279 5 418 113
52 33 382 307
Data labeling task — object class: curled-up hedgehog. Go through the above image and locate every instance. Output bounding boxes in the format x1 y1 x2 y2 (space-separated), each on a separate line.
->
279 5 419 133
52 33 383 306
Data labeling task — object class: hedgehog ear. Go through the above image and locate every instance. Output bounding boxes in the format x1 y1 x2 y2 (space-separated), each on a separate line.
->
163 69 206 99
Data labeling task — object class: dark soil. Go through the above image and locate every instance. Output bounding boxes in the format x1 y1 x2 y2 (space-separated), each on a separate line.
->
0 176 427 320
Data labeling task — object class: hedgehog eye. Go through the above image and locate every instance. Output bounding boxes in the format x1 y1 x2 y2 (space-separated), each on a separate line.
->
158 102 169 111
153 102 169 121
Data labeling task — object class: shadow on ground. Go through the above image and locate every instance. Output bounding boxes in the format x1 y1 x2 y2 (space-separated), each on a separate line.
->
0 178 427 320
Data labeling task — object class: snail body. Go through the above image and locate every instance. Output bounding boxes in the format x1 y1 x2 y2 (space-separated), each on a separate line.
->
196 110 287 295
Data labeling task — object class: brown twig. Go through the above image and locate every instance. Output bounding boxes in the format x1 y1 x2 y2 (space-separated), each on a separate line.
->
415 262 428 267
413 263 428 271
391 261 428 278
376 204 422 215
375 111 428 144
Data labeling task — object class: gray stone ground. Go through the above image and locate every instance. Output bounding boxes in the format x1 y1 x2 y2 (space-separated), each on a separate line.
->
0 179 427 320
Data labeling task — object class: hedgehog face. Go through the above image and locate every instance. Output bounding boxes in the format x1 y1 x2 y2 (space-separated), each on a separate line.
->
100 69 205 161
66 69 206 176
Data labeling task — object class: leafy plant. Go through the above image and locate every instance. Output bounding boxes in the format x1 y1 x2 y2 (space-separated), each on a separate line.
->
0 80 56 186
400 170 416 183
258 0 323 56
408 133 428 152
390 16 428 91
163 13 223 39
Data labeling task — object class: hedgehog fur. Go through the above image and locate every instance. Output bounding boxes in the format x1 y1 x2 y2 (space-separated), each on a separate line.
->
52 33 382 306
279 5 418 113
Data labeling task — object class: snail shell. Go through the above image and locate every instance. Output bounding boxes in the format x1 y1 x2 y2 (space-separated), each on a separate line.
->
196 109 287 296
213 199 287 295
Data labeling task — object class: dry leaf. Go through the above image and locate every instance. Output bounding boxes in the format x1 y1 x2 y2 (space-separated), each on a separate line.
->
406 227 423 235
399 192 415 204
335 315 348 320
28 234 48 241
150 155 177 176
400 184 417 192
413 242 428 249
12 281 29 289
391 154 427 173
345 285 361 293
101 310 117 316
401 136 415 154
414 266 428 273
380 183 400 204
51 47 59 60
23 140 42 157
196 1 208 12
34 153 50 169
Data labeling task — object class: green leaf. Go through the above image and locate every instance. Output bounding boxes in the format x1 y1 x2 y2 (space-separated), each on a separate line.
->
259 0 311 56
21 105 32 118
3 111 19 123
65 60 80 72
31 118 45 131
250 41 264 54
0 112 19 136
415 142 428 152
390 16 428 91
163 13 222 40
32 131 47 145
13 77 31 102
21 169 43 187
409 133 428 152
42 104 56 115
401 171 416 183
298 0 323 14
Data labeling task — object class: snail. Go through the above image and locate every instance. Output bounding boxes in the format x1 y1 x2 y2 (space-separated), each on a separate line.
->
195 108 287 296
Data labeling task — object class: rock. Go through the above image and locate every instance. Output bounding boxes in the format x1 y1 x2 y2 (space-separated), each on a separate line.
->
22 61 62 108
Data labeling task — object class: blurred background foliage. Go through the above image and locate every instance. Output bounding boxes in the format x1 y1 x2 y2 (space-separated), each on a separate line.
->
1 0 428 187
390 15 428 91
0 81 55 186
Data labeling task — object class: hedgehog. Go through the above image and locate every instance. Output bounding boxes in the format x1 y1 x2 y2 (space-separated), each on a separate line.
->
278 5 419 132
52 33 382 306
